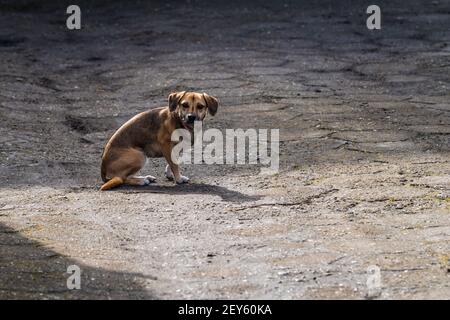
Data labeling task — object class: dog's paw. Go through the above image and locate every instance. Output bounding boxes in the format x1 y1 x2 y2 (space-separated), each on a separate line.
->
143 175 156 185
165 165 174 181
175 175 189 184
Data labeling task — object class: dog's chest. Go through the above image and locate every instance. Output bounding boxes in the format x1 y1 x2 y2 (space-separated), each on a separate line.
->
143 142 163 158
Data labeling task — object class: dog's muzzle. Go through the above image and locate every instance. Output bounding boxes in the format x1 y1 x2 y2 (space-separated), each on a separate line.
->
180 114 197 130
186 113 197 124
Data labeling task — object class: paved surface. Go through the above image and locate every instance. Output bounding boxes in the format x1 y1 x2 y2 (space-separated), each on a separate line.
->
0 0 449 299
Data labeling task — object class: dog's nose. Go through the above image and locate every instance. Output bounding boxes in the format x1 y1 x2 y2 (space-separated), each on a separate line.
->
186 113 197 123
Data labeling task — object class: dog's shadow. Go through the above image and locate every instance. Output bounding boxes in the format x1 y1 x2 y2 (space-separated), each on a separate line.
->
116 183 261 203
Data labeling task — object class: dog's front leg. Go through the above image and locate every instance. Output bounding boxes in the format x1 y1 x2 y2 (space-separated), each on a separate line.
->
165 162 189 184
165 164 174 181
162 145 189 184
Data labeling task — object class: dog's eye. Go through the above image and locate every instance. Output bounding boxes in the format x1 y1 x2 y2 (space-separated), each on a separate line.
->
181 102 189 108
197 104 205 110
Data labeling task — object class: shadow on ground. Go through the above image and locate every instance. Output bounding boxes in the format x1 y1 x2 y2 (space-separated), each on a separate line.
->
115 183 262 202
0 223 155 299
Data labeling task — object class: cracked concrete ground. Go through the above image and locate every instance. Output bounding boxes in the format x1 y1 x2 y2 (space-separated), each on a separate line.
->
0 0 449 299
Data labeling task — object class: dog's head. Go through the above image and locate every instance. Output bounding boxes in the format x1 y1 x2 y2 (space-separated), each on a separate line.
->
168 91 219 130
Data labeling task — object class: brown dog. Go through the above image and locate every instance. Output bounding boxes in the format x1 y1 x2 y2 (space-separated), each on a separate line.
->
100 91 219 190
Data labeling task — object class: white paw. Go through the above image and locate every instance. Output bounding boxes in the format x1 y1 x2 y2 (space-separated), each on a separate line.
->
143 175 156 185
175 175 189 184
165 165 174 181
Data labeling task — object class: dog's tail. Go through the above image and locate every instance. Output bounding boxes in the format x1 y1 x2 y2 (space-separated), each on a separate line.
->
100 176 123 191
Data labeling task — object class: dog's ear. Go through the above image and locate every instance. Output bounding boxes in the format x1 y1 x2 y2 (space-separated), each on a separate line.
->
203 93 219 116
168 91 186 111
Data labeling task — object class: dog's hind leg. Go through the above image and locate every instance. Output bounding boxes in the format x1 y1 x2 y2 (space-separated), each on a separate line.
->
100 176 124 190
100 147 147 190
125 175 156 186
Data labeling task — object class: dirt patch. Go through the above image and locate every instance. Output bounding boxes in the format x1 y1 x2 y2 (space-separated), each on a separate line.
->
0 0 449 299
